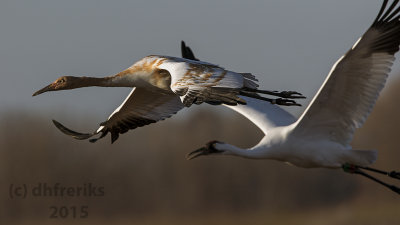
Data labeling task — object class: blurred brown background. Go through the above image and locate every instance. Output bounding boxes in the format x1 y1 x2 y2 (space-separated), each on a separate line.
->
1 1 399 224
1 79 400 225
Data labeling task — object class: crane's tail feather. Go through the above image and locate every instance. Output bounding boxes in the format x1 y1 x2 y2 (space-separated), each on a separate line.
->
346 149 378 167
52 119 98 140
240 72 257 81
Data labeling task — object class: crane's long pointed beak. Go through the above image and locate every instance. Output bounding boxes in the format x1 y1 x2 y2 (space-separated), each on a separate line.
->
186 147 206 160
32 83 54 96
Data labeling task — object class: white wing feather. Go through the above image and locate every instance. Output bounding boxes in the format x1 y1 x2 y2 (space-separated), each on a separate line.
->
225 96 296 135
293 15 400 147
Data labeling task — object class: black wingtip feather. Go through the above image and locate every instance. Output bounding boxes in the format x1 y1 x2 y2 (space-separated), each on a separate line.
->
379 0 398 23
373 0 389 25
52 119 95 140
89 130 108 143
368 0 400 54
111 131 119 144
181 40 199 61
373 0 400 25
383 0 400 22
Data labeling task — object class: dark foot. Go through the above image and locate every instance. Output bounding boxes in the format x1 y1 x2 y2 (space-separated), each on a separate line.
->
240 88 306 99
357 165 400 180
274 91 306 99
389 171 400 179
342 163 400 195
273 98 302 106
186 140 223 160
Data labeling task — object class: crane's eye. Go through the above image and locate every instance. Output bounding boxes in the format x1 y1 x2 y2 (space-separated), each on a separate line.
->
58 78 66 83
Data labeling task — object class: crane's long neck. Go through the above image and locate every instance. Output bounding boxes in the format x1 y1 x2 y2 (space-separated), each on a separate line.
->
218 142 276 159
33 72 145 96
72 74 139 88
77 77 110 87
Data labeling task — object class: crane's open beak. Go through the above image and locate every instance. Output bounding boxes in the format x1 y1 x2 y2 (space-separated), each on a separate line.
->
32 83 55 96
186 147 207 160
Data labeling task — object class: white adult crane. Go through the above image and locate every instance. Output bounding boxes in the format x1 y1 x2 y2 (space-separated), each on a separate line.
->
183 0 400 194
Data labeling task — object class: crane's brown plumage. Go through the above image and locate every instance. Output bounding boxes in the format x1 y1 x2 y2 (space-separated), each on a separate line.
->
34 54 304 143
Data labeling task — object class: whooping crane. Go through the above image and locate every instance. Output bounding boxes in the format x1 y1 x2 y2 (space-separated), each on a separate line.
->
185 0 400 194
33 55 304 143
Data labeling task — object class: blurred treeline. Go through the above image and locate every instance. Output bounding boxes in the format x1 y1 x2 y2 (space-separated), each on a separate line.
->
1 79 400 225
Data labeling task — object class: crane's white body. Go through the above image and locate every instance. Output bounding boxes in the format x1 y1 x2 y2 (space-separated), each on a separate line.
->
224 97 376 168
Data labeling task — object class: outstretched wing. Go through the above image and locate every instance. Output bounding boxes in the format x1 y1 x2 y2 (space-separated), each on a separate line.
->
226 96 296 134
293 0 400 147
53 87 184 143
154 55 259 107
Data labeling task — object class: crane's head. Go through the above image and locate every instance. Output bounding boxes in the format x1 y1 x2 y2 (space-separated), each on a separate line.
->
187 140 226 160
33 76 80 96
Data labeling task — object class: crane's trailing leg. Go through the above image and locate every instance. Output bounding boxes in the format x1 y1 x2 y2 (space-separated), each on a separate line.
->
239 91 302 106
273 98 301 106
242 87 306 99
357 165 400 180
239 88 304 106
342 163 400 195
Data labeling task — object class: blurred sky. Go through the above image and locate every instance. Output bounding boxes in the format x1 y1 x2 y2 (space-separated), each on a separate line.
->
1 0 399 121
